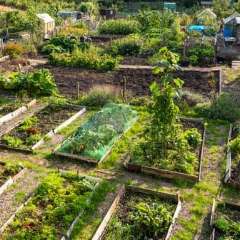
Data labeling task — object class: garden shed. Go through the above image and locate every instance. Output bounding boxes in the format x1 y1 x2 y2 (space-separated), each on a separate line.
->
36 13 55 39
223 13 240 44
196 8 217 25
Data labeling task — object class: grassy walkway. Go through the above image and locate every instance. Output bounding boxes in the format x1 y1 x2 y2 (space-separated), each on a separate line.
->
171 122 228 240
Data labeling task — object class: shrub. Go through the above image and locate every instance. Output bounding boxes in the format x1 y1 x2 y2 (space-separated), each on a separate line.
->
106 35 143 56
3 42 24 59
130 201 173 238
196 93 240 122
49 46 119 71
229 135 240 155
41 36 87 55
79 85 121 107
187 43 215 66
0 69 58 97
98 19 140 35
183 128 202 149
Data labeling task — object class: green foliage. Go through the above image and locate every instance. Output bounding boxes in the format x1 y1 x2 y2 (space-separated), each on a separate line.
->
130 201 173 238
187 43 215 66
98 19 140 35
183 128 202 149
106 195 174 240
79 85 121 108
41 36 89 55
130 48 200 174
135 10 185 52
19 116 38 132
25 134 42 146
196 93 240 122
59 103 137 161
0 69 58 97
106 35 143 56
215 216 240 239
229 135 240 155
2 135 23 148
49 46 119 71
3 172 99 239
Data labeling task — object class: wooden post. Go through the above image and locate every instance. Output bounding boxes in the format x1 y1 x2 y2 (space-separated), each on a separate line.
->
77 82 80 99
123 76 127 102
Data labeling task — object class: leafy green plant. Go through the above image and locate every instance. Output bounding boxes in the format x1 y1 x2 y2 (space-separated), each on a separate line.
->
2 135 23 148
229 135 240 155
2 172 100 239
183 128 202 149
49 46 119 71
130 201 173 238
196 93 240 122
106 35 143 56
187 43 215 66
98 19 140 35
59 103 137 161
26 133 42 146
0 69 58 97
19 116 38 131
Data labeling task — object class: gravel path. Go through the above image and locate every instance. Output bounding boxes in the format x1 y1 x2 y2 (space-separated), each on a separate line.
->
0 169 40 228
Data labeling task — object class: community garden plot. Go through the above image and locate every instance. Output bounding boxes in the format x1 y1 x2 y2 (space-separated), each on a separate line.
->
92 185 181 240
54 103 138 165
210 200 240 240
224 124 240 189
124 117 206 182
0 104 86 153
1 171 101 239
0 99 36 126
0 161 24 196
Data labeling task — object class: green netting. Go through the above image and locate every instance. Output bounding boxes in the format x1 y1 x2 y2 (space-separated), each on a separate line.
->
58 103 138 161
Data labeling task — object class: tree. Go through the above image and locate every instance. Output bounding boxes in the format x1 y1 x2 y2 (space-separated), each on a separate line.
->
145 48 183 160
213 0 233 19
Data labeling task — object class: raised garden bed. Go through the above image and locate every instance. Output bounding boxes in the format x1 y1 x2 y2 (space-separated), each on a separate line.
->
0 161 25 196
0 104 86 153
210 200 240 240
92 185 181 240
54 103 138 165
224 124 240 189
1 171 101 239
0 99 36 126
124 117 206 182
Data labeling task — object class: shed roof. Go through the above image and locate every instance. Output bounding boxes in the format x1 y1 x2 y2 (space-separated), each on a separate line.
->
197 8 217 19
36 13 54 23
223 12 240 24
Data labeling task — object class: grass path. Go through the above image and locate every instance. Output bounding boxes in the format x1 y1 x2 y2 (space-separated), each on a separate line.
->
171 122 228 240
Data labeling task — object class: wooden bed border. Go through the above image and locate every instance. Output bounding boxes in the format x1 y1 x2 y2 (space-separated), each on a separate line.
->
124 118 206 183
91 185 181 240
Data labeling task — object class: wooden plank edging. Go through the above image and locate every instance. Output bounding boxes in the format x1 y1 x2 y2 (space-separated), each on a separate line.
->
32 107 86 150
209 199 240 240
91 186 181 240
0 99 36 126
124 118 205 183
0 168 26 197
0 194 33 234
54 115 138 166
